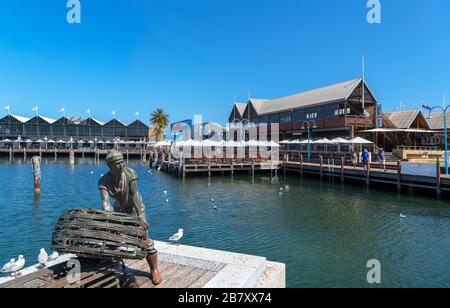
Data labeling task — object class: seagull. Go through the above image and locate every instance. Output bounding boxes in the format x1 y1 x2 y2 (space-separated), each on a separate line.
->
169 229 184 243
163 190 168 195
1 258 15 273
165 199 169 203
38 248 48 267
400 214 406 219
90 171 94 175
213 205 218 211
285 185 290 192
9 255 25 275
48 251 59 261
211 198 215 203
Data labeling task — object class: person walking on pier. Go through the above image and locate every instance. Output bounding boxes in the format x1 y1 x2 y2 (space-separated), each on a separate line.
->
362 149 370 171
378 148 386 171
98 150 162 285
352 152 358 168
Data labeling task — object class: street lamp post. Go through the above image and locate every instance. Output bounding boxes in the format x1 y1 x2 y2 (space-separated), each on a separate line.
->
302 120 317 163
427 106 449 175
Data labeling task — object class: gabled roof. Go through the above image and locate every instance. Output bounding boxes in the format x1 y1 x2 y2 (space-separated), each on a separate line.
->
104 119 126 126
383 108 423 129
234 103 247 116
258 78 363 115
248 98 270 114
39 116 57 124
128 120 149 128
8 114 30 123
26 115 57 124
426 111 450 130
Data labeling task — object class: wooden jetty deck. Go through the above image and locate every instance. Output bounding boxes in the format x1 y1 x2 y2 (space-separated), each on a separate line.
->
0 242 285 289
154 155 450 197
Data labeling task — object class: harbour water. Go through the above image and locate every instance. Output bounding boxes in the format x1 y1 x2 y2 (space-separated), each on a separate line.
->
0 157 449 287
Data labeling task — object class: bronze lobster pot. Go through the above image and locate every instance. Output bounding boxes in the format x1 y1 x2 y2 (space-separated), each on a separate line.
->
52 208 148 261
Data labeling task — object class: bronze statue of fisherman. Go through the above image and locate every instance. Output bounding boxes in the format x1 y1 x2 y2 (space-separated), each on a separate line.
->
98 150 162 285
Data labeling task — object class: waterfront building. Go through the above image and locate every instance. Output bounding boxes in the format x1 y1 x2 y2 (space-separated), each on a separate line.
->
228 78 379 140
423 111 450 148
0 115 149 141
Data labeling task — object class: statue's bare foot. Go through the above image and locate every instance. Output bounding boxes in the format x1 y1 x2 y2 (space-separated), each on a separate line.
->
151 270 162 285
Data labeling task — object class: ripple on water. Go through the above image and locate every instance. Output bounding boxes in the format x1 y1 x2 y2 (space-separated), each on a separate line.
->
0 158 450 287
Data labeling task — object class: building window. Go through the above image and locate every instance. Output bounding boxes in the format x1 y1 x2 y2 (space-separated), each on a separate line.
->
306 112 318 120
280 113 291 124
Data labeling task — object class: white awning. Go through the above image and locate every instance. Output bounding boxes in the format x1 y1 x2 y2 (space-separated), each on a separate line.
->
330 137 351 144
361 128 435 133
350 137 373 144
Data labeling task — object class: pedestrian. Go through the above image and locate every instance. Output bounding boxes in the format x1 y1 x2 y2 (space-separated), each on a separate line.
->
378 148 386 171
362 149 370 171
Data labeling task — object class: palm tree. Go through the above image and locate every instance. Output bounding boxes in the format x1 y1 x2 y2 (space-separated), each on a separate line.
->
150 108 170 142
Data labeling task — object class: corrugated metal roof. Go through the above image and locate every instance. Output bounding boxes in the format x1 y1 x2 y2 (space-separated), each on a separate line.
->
258 78 362 115
426 111 450 130
248 99 270 114
383 109 420 129
38 116 57 124
234 103 247 116
10 115 30 123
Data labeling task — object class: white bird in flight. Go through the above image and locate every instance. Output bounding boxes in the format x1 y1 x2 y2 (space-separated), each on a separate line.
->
400 214 406 219
169 229 184 243
38 248 48 267
1 258 15 273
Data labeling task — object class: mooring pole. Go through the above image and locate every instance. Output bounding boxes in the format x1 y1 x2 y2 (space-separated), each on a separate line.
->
437 158 442 198
69 149 75 165
341 157 345 183
397 160 402 192
31 156 42 194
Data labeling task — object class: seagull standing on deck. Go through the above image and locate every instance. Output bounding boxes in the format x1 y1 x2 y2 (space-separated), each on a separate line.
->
1 259 15 273
169 229 184 243
38 248 48 267
48 251 59 262
9 255 25 275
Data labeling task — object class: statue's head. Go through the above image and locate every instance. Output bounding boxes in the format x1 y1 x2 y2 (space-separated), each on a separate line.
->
106 150 125 174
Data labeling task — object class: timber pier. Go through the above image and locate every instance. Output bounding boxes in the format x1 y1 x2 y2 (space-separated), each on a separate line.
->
0 242 285 289
152 154 450 198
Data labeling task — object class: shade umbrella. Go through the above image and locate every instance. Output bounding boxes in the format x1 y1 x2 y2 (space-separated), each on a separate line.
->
350 137 373 144
331 137 350 144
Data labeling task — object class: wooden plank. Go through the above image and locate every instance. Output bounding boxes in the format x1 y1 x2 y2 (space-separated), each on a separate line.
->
188 270 218 288
0 268 54 289
166 268 209 289
155 265 198 289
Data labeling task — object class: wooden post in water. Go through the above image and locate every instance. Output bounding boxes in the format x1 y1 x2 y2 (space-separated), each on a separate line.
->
143 151 147 164
366 160 371 187
31 156 42 194
208 159 211 178
230 158 234 177
9 147 13 162
320 155 323 180
300 154 303 176
341 157 345 183
252 159 255 180
397 161 402 192
436 159 442 198
69 149 75 165
23 147 26 160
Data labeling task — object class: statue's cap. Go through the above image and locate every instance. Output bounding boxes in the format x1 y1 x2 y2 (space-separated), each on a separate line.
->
106 150 124 164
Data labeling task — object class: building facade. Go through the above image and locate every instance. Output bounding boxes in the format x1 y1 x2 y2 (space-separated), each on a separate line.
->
0 115 149 141
228 78 379 140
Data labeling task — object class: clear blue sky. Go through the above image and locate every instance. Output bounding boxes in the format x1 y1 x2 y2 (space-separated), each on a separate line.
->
0 0 449 125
